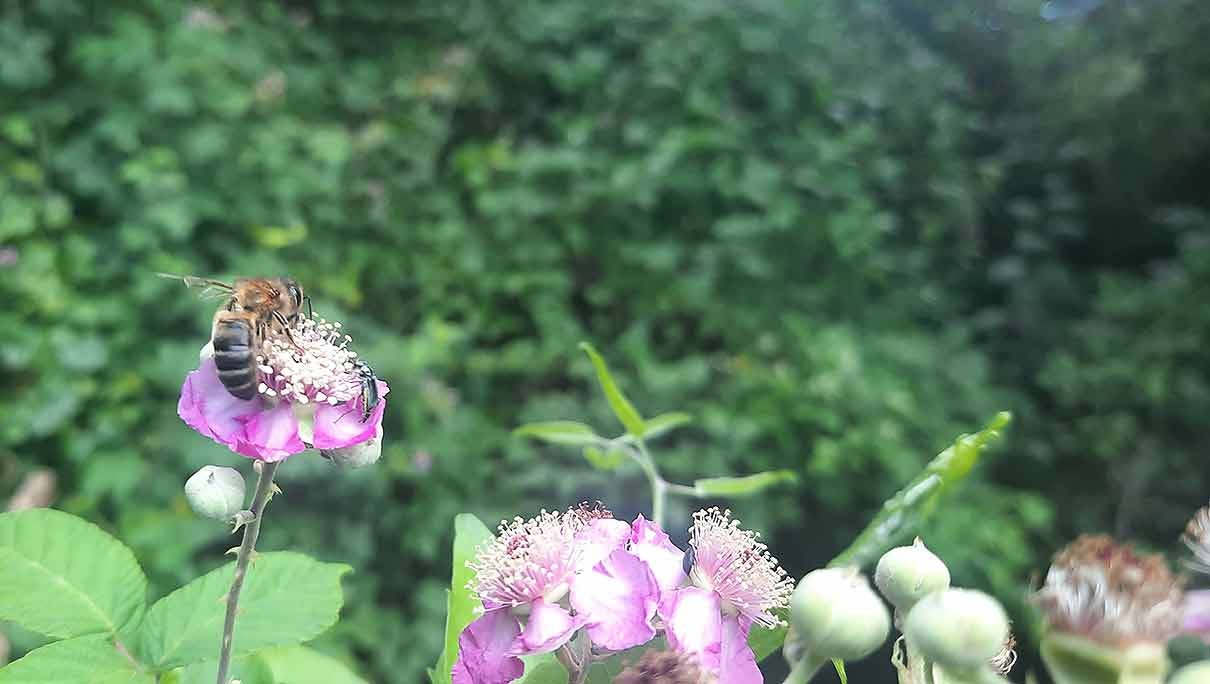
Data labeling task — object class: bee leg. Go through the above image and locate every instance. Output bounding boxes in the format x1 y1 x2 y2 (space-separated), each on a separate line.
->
272 311 306 351
303 295 314 319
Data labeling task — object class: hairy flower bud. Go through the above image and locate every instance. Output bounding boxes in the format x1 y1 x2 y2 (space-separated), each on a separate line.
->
904 589 1010 670
320 424 383 468
875 538 951 614
790 567 891 661
1169 661 1210 684
184 465 246 521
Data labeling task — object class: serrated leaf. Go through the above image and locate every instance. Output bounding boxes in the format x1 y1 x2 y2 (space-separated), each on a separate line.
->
138 551 350 670
516 653 568 684
692 470 797 497
259 645 368 683
579 342 646 437
582 445 627 470
433 514 494 684
514 421 603 446
751 412 1012 662
0 633 154 684
642 412 692 440
0 509 147 639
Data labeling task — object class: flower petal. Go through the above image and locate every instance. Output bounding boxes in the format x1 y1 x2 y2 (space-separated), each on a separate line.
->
570 548 659 651
574 517 631 572
311 379 389 449
233 401 306 462
178 358 258 445
659 586 722 671
1185 590 1210 643
628 515 687 593
453 610 525 684
719 615 761 684
513 598 583 655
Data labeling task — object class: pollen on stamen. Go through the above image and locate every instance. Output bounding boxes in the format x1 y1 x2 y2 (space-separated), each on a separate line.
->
687 507 793 629
1183 505 1210 574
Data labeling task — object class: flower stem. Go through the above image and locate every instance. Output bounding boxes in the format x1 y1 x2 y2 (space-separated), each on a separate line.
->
630 440 667 528
215 461 279 684
782 653 827 684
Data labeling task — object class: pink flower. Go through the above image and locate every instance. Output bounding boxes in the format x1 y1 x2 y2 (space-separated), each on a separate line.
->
660 508 793 684
1185 590 1210 644
178 316 388 462
454 505 663 684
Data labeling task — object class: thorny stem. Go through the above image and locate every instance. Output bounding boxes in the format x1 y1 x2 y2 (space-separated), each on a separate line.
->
215 461 279 684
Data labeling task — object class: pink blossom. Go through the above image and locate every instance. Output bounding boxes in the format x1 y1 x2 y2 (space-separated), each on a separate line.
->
177 316 388 462
1185 590 1210 644
660 508 793 684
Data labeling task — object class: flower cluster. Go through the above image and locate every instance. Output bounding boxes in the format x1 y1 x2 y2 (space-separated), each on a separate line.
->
178 315 388 462
453 506 791 684
1032 535 1186 646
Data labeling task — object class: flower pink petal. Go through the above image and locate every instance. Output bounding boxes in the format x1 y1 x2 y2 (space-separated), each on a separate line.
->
178 358 258 444
1185 590 1210 643
312 379 390 449
628 515 687 593
659 586 723 671
574 517 631 572
719 615 761 684
570 547 659 651
453 610 524 684
513 598 583 655
233 402 306 462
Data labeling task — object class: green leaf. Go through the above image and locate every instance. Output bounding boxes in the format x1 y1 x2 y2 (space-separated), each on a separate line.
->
0 509 147 639
433 514 494 684
578 342 646 436
582 445 627 470
516 653 568 684
751 412 1012 662
0 633 154 684
833 659 847 684
692 470 798 497
137 551 350 670
642 412 693 440
162 654 273 684
513 421 603 446
829 411 1012 569
259 645 369 683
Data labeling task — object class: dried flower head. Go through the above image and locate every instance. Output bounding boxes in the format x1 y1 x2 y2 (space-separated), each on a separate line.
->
469 503 616 608
1032 535 1185 646
687 508 794 628
1183 505 1210 574
989 634 1018 676
613 650 715 684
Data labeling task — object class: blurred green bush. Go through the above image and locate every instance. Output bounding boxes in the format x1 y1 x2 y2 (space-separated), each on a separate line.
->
1 0 1208 680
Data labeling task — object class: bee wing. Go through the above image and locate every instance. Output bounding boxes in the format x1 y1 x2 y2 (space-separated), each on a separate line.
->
156 272 235 300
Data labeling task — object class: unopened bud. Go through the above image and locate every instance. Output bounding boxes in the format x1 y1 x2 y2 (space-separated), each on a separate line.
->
875 538 950 613
184 465 246 521
320 425 383 468
904 589 1010 670
790 567 891 661
1169 661 1210 684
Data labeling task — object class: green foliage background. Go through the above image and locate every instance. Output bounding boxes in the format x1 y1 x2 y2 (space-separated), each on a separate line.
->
2 0 1208 681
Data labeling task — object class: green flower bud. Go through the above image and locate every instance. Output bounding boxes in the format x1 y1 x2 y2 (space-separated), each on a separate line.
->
790 567 891 661
875 537 951 613
904 588 1010 670
184 465 246 521
1040 633 1169 684
1169 660 1210 684
320 425 383 468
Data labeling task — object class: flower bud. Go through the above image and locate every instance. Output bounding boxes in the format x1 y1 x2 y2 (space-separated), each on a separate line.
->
184 465 246 521
790 567 891 661
904 589 1010 670
320 425 383 468
1169 661 1210 684
875 538 951 614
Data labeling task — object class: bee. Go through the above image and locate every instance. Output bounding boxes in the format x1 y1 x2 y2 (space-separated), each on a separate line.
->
160 274 307 400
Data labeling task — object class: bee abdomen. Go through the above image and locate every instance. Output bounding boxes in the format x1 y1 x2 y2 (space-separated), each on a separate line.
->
212 318 258 400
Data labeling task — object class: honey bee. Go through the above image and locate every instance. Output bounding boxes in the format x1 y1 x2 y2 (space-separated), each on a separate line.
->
161 274 306 400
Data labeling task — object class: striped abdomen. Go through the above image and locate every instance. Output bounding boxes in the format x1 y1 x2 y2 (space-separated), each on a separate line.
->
212 316 258 400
